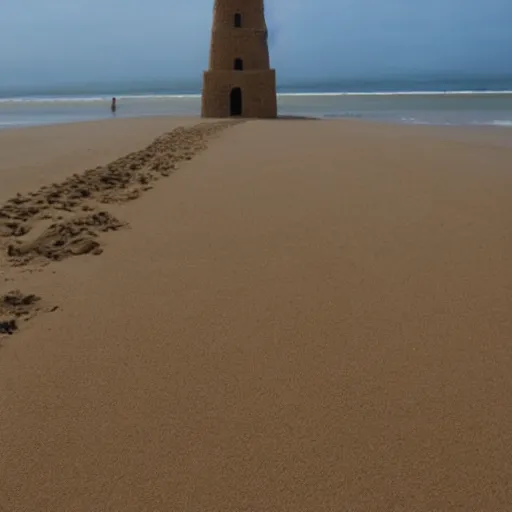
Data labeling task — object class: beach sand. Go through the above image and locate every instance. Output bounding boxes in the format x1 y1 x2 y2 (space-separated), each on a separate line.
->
1 117 511 510
0 117 202 202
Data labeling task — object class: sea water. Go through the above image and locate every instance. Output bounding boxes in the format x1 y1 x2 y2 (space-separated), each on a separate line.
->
1 76 512 129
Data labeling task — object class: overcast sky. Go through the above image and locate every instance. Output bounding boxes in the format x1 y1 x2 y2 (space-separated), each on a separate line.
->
1 0 511 86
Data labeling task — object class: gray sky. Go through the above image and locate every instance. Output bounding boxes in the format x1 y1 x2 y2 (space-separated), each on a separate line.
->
1 0 511 86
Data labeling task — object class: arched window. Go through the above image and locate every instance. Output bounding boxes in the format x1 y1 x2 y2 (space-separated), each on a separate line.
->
234 58 243 71
234 13 242 27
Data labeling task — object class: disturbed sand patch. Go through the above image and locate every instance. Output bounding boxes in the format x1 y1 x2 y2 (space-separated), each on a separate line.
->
7 211 124 265
0 290 42 335
0 120 241 333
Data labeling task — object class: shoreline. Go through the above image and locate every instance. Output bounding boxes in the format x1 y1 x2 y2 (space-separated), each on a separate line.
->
1 115 512 157
2 117 512 132
3 89 512 101
1 117 512 510
2 90 512 130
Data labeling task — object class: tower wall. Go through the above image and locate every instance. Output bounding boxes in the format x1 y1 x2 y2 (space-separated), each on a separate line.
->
211 0 267 30
209 29 270 70
202 0 277 119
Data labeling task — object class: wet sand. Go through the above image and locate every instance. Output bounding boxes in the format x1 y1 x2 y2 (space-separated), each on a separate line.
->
1 117 512 511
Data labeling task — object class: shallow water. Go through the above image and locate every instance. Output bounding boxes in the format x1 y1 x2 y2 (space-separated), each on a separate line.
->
2 85 512 129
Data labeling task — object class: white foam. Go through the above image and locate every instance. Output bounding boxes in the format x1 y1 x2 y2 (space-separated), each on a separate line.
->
277 90 512 98
399 117 431 125
0 96 106 104
119 94 201 100
0 94 202 104
489 120 512 127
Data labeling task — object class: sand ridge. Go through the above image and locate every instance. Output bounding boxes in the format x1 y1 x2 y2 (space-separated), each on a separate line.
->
0 119 241 334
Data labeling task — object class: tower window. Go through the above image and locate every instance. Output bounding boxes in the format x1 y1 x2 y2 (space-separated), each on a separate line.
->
234 13 242 27
234 58 243 71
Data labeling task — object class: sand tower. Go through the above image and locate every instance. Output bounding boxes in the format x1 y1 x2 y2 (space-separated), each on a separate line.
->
201 0 277 118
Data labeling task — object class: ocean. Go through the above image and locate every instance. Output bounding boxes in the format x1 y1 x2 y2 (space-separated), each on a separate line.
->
1 76 512 129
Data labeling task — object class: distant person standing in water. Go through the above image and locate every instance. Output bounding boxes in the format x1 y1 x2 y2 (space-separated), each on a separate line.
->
111 97 117 114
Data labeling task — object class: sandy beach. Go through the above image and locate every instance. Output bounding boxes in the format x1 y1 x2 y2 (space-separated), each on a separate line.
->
1 117 512 510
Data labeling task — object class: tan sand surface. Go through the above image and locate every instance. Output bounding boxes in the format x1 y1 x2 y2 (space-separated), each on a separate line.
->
1 118 512 511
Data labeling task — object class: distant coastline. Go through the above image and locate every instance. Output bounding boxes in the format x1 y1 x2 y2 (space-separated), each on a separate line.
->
2 73 512 100
2 75 512 129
